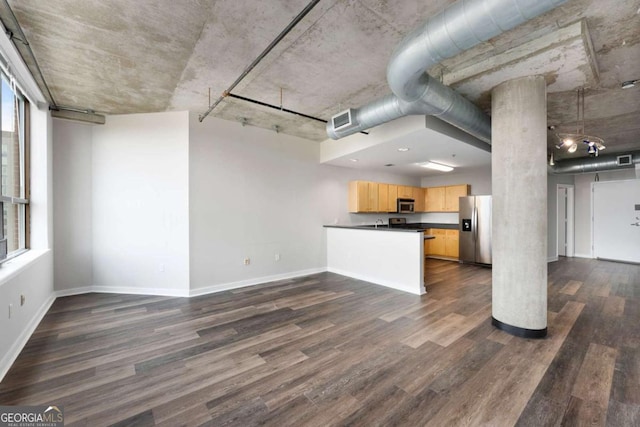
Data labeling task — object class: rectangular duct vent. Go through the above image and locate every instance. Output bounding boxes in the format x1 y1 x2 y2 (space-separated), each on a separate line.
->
332 109 356 131
617 154 633 166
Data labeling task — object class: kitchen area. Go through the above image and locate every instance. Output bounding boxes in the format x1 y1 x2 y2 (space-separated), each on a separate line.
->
325 180 492 295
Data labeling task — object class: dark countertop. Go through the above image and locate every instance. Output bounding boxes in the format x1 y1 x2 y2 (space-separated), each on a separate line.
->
324 222 458 232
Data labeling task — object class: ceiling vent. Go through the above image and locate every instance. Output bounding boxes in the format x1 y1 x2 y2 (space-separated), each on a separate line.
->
617 154 633 166
331 109 358 131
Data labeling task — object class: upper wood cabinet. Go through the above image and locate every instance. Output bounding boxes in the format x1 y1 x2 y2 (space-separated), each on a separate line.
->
349 181 376 212
426 187 446 212
413 187 425 212
398 186 413 199
378 183 389 212
348 181 469 213
388 184 398 212
444 184 470 212
425 184 469 212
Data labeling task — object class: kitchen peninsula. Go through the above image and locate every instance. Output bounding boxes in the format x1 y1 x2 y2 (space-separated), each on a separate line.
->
325 220 455 295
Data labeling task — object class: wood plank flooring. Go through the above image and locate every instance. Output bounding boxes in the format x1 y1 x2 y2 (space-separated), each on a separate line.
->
1 257 639 426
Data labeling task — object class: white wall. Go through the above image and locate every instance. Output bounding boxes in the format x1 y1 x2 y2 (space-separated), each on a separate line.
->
91 112 190 295
53 120 93 291
574 168 637 257
188 114 419 293
0 106 54 380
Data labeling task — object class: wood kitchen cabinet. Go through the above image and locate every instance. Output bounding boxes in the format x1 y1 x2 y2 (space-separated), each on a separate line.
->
445 229 459 258
413 187 425 212
349 181 378 212
427 229 446 256
388 184 398 212
378 183 389 212
398 186 413 199
444 184 470 212
425 228 459 260
425 184 469 212
426 187 446 211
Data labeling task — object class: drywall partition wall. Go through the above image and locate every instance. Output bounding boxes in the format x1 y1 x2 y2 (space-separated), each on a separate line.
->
320 115 425 163
52 119 93 292
91 112 190 296
189 114 324 293
188 114 419 294
574 169 636 258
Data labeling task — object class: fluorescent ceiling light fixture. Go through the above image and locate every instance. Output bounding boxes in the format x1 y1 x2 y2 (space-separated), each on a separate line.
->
419 161 454 172
397 147 410 152
349 158 359 162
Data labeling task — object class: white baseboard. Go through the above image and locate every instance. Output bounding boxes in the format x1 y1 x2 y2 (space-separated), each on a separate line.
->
548 256 559 262
91 286 189 297
189 268 327 297
327 267 425 296
0 294 56 382
573 253 593 259
55 286 94 297
53 269 328 300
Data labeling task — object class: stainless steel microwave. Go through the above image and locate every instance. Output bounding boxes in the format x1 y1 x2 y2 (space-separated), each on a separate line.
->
397 198 415 213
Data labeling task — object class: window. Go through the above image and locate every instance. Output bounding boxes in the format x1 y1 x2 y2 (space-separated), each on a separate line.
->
0 73 29 262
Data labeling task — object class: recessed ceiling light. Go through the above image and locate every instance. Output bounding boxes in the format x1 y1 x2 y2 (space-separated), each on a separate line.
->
397 147 410 152
384 163 395 167
621 79 638 89
419 161 454 172
349 158 359 162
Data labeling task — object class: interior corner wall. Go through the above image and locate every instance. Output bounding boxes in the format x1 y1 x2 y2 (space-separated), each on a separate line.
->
188 114 419 294
573 168 637 258
91 112 190 296
52 119 93 291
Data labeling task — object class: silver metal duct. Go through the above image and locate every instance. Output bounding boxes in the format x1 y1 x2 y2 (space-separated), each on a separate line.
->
327 0 567 141
549 151 640 174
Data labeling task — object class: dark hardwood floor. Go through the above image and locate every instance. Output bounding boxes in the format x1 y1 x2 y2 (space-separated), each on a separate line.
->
1 258 638 426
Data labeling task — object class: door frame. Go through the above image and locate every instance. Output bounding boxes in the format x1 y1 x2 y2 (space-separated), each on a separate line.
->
557 184 575 258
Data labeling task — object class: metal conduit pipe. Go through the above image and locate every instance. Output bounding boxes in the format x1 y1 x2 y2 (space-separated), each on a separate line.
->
549 151 640 174
326 0 567 141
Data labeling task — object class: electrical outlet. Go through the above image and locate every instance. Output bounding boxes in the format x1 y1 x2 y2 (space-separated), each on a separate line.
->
8 304 12 319
20 295 25 306
244 258 250 265
275 253 280 261
159 263 165 273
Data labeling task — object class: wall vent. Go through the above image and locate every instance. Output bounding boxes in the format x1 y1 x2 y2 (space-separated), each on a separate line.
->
617 154 632 166
331 109 356 131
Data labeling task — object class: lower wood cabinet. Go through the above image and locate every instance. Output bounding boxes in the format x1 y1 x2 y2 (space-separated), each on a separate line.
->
425 228 459 260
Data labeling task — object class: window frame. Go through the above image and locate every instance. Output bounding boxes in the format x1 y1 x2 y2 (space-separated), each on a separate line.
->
0 72 30 263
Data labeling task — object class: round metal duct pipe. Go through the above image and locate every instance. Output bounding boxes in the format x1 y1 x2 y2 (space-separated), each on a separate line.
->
327 0 567 141
549 151 640 174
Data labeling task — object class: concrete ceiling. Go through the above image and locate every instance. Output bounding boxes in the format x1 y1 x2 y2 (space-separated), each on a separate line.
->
5 0 640 166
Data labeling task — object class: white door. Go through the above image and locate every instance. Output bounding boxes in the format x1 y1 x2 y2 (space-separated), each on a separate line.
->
593 179 640 263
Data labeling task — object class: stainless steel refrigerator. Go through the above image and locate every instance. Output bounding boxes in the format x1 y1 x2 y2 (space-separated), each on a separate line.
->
459 195 492 265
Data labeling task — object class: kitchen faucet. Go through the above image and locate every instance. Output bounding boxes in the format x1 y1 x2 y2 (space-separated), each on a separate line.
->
375 219 384 228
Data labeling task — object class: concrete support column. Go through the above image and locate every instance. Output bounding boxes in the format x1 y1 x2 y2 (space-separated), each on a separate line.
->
491 76 548 338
